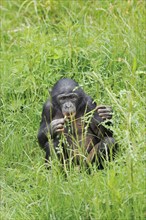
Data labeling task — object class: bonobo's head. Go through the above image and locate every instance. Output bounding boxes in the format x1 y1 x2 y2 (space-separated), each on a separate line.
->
51 78 84 118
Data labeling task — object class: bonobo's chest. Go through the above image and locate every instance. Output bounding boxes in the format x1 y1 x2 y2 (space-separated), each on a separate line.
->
63 117 98 151
64 117 87 135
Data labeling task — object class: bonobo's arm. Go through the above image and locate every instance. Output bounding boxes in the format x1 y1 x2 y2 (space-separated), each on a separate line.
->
87 102 115 166
38 101 65 142
37 101 52 160
38 100 65 160
86 95 113 121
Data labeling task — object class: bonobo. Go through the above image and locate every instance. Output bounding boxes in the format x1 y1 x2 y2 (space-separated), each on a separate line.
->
38 78 117 168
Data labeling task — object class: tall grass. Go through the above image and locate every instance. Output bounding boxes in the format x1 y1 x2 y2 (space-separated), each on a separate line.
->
1 1 145 219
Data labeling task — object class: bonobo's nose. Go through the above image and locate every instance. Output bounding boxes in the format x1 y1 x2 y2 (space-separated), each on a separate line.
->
65 102 72 109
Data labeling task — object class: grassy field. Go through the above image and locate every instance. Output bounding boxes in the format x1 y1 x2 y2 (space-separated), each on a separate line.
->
1 0 145 219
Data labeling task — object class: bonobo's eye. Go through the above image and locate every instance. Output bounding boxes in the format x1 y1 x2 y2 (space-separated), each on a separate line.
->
70 94 78 102
57 93 78 104
60 96 66 101
57 95 67 104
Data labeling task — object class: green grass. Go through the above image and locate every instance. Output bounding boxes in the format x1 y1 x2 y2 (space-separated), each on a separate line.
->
0 0 145 219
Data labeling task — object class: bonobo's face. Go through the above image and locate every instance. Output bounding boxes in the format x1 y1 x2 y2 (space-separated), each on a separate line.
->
51 78 84 118
57 93 78 118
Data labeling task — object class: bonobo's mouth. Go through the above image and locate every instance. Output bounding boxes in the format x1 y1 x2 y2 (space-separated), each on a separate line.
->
63 112 76 119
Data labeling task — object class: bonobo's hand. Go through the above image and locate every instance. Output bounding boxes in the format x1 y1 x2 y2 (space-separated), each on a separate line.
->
96 105 113 121
50 118 65 136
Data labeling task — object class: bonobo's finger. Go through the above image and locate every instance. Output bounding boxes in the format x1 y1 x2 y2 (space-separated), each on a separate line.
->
53 123 64 133
51 118 65 135
55 122 65 133
55 123 64 129
51 119 64 128
100 115 112 120
51 118 65 126
96 105 109 110
98 111 112 115
56 128 64 133
96 105 106 109
98 106 112 111
97 106 112 112
98 110 112 115
98 112 113 119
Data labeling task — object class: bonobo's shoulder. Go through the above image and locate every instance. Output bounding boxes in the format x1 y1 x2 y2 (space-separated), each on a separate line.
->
85 95 103 123
43 99 52 112
85 95 96 109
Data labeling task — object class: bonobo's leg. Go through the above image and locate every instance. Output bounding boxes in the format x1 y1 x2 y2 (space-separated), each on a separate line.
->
87 137 116 166
44 142 50 163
